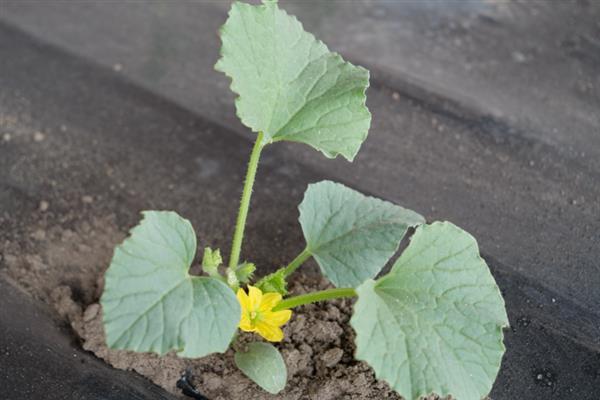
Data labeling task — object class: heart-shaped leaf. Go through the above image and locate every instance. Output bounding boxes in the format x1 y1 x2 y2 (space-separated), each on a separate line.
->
351 222 508 400
299 181 425 288
215 0 371 161
235 342 287 394
101 211 240 358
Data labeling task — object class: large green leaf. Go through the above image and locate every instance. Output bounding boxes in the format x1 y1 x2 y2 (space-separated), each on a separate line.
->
215 0 371 161
351 222 508 400
101 211 240 358
299 181 425 288
234 342 287 394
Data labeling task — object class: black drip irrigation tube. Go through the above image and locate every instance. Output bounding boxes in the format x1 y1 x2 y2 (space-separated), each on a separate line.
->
177 369 210 400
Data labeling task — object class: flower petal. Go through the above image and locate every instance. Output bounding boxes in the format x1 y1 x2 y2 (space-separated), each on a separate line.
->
237 288 251 311
239 312 254 332
255 321 284 342
247 285 263 311
259 292 282 313
263 310 292 327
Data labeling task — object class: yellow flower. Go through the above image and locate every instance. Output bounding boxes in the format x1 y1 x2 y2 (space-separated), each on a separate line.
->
237 285 292 342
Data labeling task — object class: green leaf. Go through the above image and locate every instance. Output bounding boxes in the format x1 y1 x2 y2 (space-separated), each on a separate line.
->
215 1 371 161
201 247 223 278
101 211 240 358
235 262 256 284
234 342 287 394
255 268 288 295
298 181 425 288
351 222 508 400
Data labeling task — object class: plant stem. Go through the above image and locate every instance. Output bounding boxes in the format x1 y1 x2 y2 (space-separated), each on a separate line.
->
282 248 312 277
273 287 357 311
229 131 265 270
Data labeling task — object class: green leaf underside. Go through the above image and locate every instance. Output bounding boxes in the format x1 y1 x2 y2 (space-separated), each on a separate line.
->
215 1 371 161
299 181 425 288
351 222 508 400
235 342 287 394
101 211 240 358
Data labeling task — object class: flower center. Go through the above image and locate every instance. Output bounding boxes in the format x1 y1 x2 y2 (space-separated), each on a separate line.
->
249 310 260 322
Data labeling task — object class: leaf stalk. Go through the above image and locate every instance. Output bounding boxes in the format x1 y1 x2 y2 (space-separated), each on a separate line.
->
282 248 312 277
273 287 356 311
229 131 265 270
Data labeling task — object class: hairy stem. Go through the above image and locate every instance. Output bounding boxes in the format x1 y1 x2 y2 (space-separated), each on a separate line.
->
282 248 312 277
229 132 265 269
273 287 357 311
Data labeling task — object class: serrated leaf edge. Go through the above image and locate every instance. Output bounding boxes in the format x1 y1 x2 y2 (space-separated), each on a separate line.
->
101 211 240 358
214 1 371 161
300 180 425 287
350 221 509 400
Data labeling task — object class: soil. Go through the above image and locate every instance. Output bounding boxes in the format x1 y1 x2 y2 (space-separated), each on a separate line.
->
1 211 445 399
53 274 449 400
